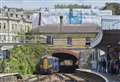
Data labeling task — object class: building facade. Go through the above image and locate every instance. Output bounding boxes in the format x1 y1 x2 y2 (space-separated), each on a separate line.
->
0 7 33 43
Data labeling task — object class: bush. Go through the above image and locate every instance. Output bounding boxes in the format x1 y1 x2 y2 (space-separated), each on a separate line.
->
3 44 52 75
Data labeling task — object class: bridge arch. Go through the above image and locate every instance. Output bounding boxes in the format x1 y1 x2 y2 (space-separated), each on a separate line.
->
52 49 79 65
52 49 79 72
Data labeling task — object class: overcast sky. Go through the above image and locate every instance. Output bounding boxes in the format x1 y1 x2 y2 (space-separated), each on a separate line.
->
0 0 120 9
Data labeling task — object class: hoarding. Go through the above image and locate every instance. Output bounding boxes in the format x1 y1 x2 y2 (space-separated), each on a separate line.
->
32 9 104 27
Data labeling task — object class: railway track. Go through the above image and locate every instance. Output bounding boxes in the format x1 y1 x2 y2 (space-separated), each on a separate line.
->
74 69 108 82
22 73 86 82
2 69 107 82
62 73 85 82
0 71 108 82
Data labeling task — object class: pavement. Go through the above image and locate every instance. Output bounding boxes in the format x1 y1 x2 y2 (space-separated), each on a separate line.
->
100 73 120 82
77 69 120 82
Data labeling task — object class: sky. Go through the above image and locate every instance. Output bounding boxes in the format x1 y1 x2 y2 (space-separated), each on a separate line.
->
0 0 120 9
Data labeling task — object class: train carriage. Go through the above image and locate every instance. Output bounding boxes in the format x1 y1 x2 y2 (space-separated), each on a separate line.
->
34 55 59 74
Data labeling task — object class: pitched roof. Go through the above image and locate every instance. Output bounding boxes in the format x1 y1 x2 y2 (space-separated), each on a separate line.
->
32 23 100 34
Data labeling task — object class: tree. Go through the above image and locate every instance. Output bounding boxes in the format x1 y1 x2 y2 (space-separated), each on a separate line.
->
3 43 52 75
102 3 120 15
55 4 91 9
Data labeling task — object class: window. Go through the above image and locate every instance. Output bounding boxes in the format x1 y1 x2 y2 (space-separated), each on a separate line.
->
10 13 13 17
16 14 18 18
12 24 14 30
28 26 30 32
46 36 54 44
86 38 90 46
15 24 17 28
0 23 1 29
0 35 1 40
21 15 23 18
3 23 6 29
26 26 30 32
3 50 10 59
3 35 6 40
67 37 72 46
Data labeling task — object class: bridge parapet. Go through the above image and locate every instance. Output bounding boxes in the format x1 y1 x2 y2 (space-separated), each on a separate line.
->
0 73 19 82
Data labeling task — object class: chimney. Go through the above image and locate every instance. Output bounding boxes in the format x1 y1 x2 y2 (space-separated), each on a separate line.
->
60 16 63 32
38 12 41 26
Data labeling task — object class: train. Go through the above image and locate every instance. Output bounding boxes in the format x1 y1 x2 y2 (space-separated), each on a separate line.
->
34 55 59 74
34 54 78 74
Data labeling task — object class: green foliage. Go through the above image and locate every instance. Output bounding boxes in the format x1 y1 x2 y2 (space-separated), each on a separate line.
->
55 4 91 9
102 3 120 15
3 44 52 75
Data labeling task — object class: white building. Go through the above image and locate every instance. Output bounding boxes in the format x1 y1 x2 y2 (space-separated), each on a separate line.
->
0 7 33 43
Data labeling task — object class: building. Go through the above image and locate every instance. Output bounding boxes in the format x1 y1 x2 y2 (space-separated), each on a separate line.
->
0 7 33 43
32 8 112 27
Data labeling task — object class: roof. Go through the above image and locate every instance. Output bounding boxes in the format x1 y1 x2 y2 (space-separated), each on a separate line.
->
32 23 100 34
95 30 120 51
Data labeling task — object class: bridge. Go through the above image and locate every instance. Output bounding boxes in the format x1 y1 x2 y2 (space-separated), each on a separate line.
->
0 15 120 52
92 15 120 52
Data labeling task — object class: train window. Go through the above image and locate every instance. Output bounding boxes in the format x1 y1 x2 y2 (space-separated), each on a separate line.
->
48 59 53 65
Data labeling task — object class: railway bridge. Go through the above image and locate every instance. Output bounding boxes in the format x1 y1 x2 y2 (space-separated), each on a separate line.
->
31 23 101 72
